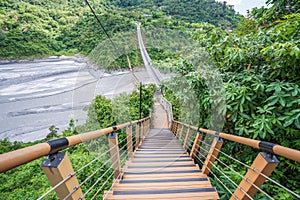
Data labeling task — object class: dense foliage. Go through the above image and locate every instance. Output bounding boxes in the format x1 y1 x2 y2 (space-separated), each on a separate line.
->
107 0 240 28
0 0 136 59
0 0 240 62
159 1 300 199
0 84 156 199
1 0 299 199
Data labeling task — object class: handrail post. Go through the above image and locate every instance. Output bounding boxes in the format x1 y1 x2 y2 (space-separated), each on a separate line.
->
135 122 140 149
175 122 179 136
172 121 178 136
126 125 133 159
143 120 148 140
167 106 171 129
41 152 83 200
175 123 180 138
179 124 186 141
231 152 279 200
202 137 223 175
183 127 192 150
147 118 150 134
108 131 121 179
145 119 148 136
190 131 203 159
141 120 146 141
177 123 182 138
171 120 175 133
140 121 144 141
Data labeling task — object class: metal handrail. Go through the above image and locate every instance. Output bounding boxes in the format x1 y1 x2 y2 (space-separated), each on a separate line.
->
0 117 150 173
173 120 300 163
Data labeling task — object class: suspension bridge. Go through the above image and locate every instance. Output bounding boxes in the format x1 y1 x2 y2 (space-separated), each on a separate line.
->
0 23 300 200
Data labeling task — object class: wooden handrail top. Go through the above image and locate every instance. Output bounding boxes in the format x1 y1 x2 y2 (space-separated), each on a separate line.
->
0 117 150 173
174 120 300 163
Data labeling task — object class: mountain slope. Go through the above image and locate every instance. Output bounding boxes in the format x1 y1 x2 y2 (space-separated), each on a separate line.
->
0 0 240 60
107 0 240 28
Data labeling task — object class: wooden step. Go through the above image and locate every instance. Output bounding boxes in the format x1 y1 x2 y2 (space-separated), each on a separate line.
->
123 174 209 180
105 128 219 200
133 155 190 158
114 181 213 190
118 177 209 184
113 184 213 190
123 173 206 179
127 164 197 169
128 161 196 167
105 189 219 199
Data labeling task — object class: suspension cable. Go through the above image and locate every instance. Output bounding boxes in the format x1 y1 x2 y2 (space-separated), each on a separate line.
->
84 0 139 84
83 0 118 52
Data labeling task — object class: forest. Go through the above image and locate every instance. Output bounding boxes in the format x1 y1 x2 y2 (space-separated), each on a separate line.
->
107 0 240 28
0 84 157 199
159 0 300 199
0 0 299 199
0 0 238 59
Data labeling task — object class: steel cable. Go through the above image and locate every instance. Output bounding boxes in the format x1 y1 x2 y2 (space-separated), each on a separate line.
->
38 137 123 200
101 151 132 200
64 135 133 200
193 148 254 200
90 147 131 200
38 128 135 199
63 137 130 200
191 149 237 199
200 140 300 199
197 146 274 199
80 136 138 199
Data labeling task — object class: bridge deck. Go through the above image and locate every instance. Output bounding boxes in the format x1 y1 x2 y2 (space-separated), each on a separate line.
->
152 102 169 129
105 129 219 200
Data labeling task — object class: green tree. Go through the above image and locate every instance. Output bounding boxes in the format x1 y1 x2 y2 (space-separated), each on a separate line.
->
45 125 59 140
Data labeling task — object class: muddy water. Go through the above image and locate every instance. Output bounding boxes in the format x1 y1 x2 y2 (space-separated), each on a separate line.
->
0 57 159 142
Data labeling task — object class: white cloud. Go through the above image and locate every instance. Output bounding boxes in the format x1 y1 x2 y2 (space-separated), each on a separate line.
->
217 0 269 15
216 0 242 5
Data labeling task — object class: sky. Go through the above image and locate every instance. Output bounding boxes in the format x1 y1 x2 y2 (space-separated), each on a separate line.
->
217 0 270 15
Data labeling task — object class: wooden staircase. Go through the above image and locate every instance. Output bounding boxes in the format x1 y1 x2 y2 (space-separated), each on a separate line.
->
104 128 219 200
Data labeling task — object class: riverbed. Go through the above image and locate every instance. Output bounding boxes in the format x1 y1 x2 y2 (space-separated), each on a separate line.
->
0 57 161 142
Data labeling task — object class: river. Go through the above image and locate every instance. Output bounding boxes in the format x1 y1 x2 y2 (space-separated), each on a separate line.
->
0 57 159 142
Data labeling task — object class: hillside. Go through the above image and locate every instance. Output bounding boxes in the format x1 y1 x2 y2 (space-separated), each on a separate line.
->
107 0 240 28
0 0 240 60
0 1 299 199
0 0 138 59
158 1 300 198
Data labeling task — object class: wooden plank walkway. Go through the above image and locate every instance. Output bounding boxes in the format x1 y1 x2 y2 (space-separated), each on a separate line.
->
105 128 219 199
152 102 169 129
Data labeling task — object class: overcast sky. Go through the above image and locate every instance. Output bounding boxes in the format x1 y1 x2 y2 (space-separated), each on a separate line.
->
217 0 269 15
